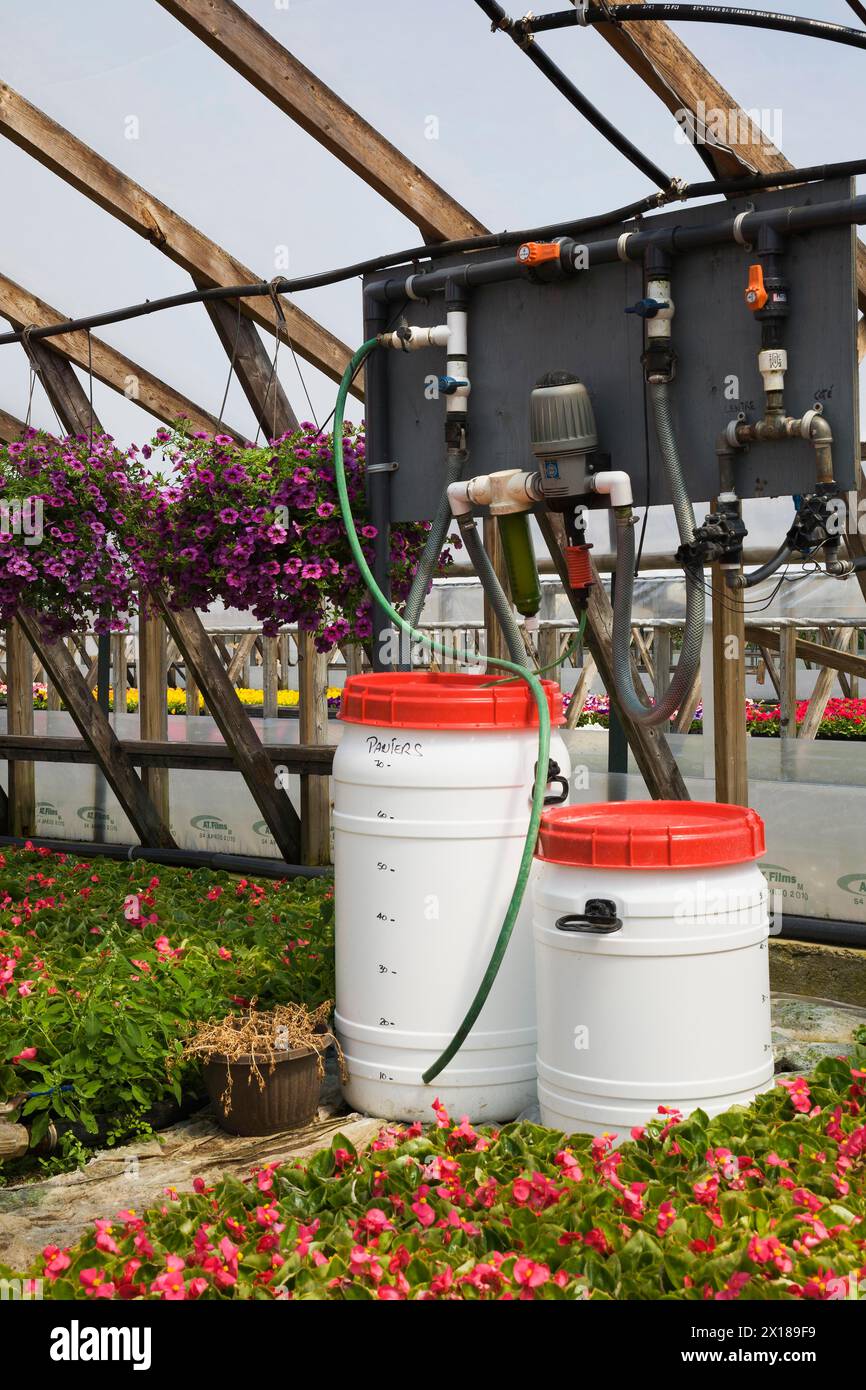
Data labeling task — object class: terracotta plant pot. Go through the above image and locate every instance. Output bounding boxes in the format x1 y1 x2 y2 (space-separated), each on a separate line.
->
203 1047 322 1137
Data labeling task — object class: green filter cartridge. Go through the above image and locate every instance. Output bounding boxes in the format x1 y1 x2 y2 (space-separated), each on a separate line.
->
498 512 541 617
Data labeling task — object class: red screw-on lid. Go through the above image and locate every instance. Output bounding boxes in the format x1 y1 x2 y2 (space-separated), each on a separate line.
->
536 801 765 869
339 671 564 730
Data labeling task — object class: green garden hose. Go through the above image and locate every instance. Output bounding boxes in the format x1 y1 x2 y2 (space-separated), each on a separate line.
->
332 338 552 1086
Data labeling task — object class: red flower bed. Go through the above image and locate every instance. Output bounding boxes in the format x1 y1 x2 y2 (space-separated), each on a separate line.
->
7 1048 866 1301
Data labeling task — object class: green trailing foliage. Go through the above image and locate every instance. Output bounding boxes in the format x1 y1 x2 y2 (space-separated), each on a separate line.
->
0 847 334 1154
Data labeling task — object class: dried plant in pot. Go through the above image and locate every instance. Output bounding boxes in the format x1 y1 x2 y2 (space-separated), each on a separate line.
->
181 1001 345 1137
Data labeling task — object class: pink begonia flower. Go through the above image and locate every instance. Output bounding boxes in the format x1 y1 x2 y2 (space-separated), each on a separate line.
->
188 1277 209 1299
80 1268 115 1298
94 1220 120 1256
656 1201 677 1235
411 1187 436 1227
12 1046 37 1063
555 1148 583 1182
42 1245 71 1279
513 1258 551 1290
354 1207 393 1238
150 1271 186 1300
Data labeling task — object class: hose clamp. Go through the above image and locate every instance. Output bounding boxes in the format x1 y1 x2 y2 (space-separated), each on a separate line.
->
572 0 591 23
799 407 822 440
617 231 636 262
732 211 752 247
404 274 425 303
725 418 744 448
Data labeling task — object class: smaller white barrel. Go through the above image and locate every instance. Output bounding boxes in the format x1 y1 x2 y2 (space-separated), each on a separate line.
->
533 801 774 1138
334 671 569 1124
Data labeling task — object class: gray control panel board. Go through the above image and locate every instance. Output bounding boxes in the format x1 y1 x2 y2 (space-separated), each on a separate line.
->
367 179 858 522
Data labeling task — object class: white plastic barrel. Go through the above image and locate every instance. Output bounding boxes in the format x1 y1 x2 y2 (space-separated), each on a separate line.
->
334 671 569 1123
533 801 774 1138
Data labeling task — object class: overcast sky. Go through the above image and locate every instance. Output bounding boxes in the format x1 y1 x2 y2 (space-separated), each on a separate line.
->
0 0 863 445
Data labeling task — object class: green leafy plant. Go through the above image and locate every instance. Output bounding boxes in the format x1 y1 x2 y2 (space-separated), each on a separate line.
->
0 846 335 1148
6 1053 865 1301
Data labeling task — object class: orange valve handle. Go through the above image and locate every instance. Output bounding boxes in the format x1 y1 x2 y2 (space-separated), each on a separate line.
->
745 264 768 311
517 241 561 267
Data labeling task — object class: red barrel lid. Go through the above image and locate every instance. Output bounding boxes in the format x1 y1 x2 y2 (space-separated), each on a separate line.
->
536 801 765 869
339 671 564 730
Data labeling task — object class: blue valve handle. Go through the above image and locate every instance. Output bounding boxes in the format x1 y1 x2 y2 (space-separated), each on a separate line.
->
437 375 469 395
625 297 670 319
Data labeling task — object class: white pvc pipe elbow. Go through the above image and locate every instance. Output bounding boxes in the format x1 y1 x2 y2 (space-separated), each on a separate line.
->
381 324 451 351
448 476 492 517
590 470 634 508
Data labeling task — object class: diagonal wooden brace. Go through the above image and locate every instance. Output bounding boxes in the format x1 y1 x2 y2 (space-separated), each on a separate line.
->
151 593 302 863
16 609 176 847
538 511 689 800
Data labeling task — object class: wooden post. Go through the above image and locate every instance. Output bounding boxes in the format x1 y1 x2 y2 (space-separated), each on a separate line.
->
138 600 170 830
482 516 510 669
711 564 748 806
262 636 279 720
152 596 302 861
16 610 175 847
298 635 331 866
341 642 363 677
6 619 36 837
185 663 200 717
654 625 672 714
111 634 128 716
538 624 560 684
538 511 689 799
778 622 798 739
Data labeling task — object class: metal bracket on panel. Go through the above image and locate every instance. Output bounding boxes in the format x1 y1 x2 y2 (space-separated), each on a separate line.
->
367 460 399 474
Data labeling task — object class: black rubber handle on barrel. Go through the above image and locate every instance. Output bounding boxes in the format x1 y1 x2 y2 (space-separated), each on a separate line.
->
554 899 622 934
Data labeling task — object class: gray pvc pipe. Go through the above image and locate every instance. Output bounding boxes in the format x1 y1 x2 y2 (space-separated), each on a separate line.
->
741 541 793 588
459 517 530 666
610 381 705 726
403 448 467 631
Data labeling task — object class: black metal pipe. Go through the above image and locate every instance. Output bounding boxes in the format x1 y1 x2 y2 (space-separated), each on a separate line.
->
528 4 866 52
472 0 673 190
363 293 393 670
777 915 866 949
367 192 866 301
0 834 330 879
740 541 793 588
2 163 866 352
686 157 866 199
